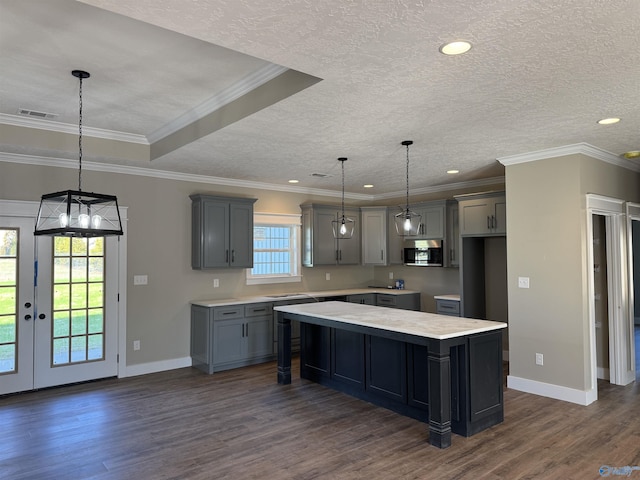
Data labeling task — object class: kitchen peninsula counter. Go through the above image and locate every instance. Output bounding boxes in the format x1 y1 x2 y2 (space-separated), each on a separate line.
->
274 301 507 449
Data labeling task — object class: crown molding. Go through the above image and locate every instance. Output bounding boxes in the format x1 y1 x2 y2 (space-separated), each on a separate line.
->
497 142 640 173
1 152 506 202
0 113 149 145
147 64 289 144
374 176 505 201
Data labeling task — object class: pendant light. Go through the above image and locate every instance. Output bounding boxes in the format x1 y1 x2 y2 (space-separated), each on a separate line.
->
394 140 422 236
34 70 123 237
331 157 355 239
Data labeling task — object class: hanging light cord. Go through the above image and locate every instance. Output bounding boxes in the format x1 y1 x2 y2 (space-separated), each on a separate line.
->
78 74 83 193
340 159 346 222
404 142 410 215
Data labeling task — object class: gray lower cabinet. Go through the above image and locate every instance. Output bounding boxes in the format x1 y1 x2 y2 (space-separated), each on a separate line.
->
376 292 420 311
436 299 461 317
347 293 376 305
191 303 274 374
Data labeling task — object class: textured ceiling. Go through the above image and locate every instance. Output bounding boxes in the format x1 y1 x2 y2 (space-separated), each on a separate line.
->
1 0 639 199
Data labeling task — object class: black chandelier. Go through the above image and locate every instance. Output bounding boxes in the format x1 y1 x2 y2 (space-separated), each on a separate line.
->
34 70 123 237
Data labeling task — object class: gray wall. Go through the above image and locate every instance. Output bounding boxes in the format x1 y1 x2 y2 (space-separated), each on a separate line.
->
505 154 640 391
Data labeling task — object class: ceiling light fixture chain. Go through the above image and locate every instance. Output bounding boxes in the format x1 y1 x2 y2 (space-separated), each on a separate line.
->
76 70 85 193
403 140 412 217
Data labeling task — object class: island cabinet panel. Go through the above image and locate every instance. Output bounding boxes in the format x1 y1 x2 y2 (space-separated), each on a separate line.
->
331 329 365 389
407 345 430 410
366 336 407 403
300 323 331 381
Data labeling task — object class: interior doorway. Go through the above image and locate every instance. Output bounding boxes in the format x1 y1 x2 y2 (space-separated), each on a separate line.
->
630 219 640 381
586 194 634 396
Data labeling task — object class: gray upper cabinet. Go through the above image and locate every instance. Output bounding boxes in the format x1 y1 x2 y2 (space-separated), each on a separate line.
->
301 204 361 266
362 207 404 266
402 200 446 239
456 191 506 237
191 194 257 269
447 201 460 267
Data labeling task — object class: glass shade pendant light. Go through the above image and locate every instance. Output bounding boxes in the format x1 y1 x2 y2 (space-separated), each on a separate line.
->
34 70 123 237
331 157 355 239
394 140 422 236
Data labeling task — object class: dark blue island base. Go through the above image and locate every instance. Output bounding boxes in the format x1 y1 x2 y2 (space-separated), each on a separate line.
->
276 306 504 449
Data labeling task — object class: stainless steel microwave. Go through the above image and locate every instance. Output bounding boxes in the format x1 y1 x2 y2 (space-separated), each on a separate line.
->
403 239 443 266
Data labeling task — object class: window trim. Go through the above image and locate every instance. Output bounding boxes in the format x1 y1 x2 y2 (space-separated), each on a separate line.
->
246 213 302 285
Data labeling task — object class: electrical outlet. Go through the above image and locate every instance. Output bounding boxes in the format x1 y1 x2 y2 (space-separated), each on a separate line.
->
535 353 543 365
213 278 219 288
518 277 530 289
133 340 141 351
389 272 394 280
326 273 331 281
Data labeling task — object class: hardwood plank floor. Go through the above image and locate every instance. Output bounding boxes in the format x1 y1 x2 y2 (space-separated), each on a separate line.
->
1 358 639 480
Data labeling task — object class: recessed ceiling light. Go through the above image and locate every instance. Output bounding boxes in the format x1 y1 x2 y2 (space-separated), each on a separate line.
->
597 117 621 125
363 184 374 188
439 41 472 55
288 179 299 184
623 151 640 159
447 169 459 174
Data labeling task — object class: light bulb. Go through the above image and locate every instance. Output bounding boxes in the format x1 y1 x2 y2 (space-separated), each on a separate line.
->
404 217 412 232
78 213 90 228
91 215 102 229
59 213 69 228
339 222 347 235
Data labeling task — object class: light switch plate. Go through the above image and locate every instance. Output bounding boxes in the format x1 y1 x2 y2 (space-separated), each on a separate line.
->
518 277 530 289
133 275 148 285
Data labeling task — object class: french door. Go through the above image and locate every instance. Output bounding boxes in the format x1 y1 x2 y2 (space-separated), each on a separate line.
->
0 211 119 395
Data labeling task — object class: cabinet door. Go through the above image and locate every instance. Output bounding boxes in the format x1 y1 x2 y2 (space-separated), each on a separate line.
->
337 208 360 264
387 209 404 264
492 198 507 235
421 205 445 239
229 202 254 267
459 198 491 236
245 316 273 358
448 203 460 267
362 209 386 265
201 200 230 268
213 318 245 365
313 209 339 265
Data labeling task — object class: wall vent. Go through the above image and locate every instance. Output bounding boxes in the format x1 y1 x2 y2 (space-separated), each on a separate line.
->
311 172 333 178
17 108 58 120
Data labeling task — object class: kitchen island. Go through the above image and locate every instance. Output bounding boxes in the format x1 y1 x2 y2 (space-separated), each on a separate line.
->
274 301 507 448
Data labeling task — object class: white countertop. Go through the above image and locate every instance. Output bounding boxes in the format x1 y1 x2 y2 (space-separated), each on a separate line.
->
191 288 420 308
434 294 460 301
274 301 506 340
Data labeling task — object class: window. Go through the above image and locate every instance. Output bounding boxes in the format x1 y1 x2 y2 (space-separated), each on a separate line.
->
247 213 301 285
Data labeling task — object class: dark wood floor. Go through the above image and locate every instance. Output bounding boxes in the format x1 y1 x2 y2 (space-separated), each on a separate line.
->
2 356 639 480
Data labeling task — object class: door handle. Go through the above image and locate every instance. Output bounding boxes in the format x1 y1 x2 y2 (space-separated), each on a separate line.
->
38 313 46 320
25 302 32 308
24 314 32 321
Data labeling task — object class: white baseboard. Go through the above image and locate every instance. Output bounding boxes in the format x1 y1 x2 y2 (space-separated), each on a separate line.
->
507 375 597 406
122 356 192 378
